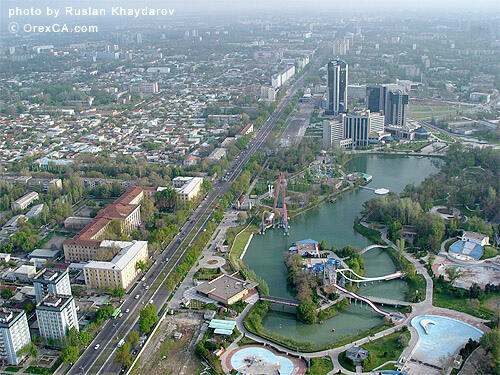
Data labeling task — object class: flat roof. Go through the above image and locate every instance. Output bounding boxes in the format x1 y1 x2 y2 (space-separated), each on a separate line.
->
37 294 74 312
29 249 60 259
84 241 147 271
196 274 257 302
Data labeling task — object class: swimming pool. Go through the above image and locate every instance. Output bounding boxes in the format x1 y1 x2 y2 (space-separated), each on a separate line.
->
230 346 295 375
410 315 483 367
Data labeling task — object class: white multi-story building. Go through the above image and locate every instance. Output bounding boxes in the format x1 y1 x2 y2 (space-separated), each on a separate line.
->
83 241 148 290
322 119 352 149
13 192 39 211
0 309 31 365
36 295 78 341
170 177 203 201
33 268 72 304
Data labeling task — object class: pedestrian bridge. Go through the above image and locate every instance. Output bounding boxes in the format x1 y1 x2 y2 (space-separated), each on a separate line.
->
260 295 300 307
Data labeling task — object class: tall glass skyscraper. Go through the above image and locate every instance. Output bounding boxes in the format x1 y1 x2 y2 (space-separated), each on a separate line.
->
366 84 408 126
327 60 348 115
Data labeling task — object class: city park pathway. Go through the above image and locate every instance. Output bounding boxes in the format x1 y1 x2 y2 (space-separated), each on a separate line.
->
231 222 489 375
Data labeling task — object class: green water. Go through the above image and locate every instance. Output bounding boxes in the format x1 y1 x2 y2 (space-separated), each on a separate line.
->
244 155 441 345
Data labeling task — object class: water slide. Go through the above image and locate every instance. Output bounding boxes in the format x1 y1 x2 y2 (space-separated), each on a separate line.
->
336 268 403 283
332 283 391 317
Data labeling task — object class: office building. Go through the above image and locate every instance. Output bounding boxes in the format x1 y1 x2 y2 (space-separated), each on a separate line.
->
33 268 72 304
386 89 408 127
342 111 385 147
36 295 78 341
366 84 408 126
327 60 348 115
0 309 31 365
83 241 148 290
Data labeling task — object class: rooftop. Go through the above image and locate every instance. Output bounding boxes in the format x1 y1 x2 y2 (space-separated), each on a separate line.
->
196 274 257 302
84 240 147 271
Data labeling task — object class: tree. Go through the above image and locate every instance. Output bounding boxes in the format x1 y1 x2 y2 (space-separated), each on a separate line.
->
115 342 132 367
445 267 464 284
17 343 38 359
297 298 317 324
78 331 92 347
397 334 409 348
138 304 158 334
156 187 178 210
111 287 125 299
96 304 115 321
136 260 148 272
480 328 499 362
127 330 139 347
61 346 79 363
140 197 156 225
1 288 15 300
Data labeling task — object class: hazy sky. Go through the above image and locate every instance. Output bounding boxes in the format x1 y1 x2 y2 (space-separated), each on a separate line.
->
2 0 499 12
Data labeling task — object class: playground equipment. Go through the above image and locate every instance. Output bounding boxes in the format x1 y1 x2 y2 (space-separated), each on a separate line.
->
261 172 289 235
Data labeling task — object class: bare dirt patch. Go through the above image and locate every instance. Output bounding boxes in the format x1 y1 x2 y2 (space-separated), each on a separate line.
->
132 313 207 375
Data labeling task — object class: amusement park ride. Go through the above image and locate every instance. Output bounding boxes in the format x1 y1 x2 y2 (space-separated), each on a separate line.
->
261 172 289 235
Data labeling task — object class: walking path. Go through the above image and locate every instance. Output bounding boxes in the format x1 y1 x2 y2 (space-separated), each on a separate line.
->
228 221 490 374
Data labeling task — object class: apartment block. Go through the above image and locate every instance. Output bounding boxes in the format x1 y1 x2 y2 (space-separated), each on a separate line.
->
0 309 31 365
33 268 72 304
36 295 78 341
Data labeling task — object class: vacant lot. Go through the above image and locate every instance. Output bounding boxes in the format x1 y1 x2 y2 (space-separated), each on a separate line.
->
132 313 206 375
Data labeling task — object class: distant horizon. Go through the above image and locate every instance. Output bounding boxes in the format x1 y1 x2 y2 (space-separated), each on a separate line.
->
1 0 499 15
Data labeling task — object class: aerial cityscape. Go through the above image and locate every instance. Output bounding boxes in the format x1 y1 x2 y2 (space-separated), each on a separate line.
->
0 0 498 374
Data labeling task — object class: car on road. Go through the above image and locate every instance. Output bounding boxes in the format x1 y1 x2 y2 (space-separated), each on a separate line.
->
94 344 100 350
145 285 150 290
149 299 154 304
135 294 140 299
125 309 130 313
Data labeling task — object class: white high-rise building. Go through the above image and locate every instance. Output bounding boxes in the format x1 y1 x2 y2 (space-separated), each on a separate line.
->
0 309 31 365
33 268 72 304
322 119 350 149
36 295 78 341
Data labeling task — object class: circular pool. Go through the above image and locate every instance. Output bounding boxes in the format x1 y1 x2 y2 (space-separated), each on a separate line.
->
229 346 296 375
410 315 483 367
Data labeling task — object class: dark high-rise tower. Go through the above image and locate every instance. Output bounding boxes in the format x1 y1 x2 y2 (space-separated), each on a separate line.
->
366 84 408 126
327 60 348 115
386 89 408 127
366 85 384 112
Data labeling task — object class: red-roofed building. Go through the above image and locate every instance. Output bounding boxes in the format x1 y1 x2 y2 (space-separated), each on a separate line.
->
63 187 155 262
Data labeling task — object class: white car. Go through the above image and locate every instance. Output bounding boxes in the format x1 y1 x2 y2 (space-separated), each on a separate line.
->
94 344 100 350
135 294 140 299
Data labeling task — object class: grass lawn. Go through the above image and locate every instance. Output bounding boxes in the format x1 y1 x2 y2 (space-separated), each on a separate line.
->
361 330 410 371
433 290 496 320
481 246 498 260
308 357 334 374
230 224 258 261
